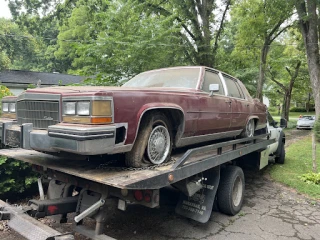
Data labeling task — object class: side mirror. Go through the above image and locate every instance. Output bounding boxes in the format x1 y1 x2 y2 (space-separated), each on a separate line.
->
280 118 287 128
209 84 219 96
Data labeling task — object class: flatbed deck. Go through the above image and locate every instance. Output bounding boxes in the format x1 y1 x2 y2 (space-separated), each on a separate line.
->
0 135 274 190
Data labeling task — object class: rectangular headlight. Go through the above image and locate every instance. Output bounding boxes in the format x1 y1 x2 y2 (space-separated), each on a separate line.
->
9 103 16 113
2 103 9 112
92 100 112 116
63 102 76 115
77 101 90 116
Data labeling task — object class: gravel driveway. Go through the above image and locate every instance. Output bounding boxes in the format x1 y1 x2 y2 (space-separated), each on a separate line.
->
1 129 319 240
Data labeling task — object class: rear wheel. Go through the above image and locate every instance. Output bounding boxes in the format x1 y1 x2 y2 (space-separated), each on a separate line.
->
125 111 172 168
217 166 245 216
275 142 285 164
241 119 255 138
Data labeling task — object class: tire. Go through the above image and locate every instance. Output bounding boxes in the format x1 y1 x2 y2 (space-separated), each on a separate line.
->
241 119 255 138
125 111 172 167
217 166 245 216
275 142 285 164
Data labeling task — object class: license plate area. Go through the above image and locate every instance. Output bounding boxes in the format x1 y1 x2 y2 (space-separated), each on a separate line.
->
5 128 21 147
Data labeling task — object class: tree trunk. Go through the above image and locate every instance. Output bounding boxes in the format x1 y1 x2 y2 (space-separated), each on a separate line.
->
295 0 320 173
284 91 291 121
256 44 269 101
312 133 317 173
281 94 287 119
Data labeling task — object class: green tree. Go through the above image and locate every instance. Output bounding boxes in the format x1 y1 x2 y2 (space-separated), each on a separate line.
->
139 0 231 68
231 0 294 101
0 18 39 70
55 0 188 84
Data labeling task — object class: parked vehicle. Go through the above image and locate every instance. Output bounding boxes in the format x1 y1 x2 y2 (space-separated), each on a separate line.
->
0 66 267 167
296 115 315 129
0 113 285 240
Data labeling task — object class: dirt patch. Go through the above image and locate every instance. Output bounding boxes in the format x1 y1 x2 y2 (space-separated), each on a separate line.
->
285 129 312 147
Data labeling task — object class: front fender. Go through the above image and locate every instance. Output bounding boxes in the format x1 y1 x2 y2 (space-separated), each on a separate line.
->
133 103 185 145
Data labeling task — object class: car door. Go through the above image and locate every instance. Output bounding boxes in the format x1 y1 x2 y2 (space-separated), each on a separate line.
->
222 75 250 131
196 70 232 135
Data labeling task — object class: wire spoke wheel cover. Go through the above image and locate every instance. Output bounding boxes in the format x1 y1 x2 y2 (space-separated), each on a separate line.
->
147 125 171 165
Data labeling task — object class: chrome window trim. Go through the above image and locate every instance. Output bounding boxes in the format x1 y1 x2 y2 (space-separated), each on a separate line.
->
218 72 228 97
200 69 226 96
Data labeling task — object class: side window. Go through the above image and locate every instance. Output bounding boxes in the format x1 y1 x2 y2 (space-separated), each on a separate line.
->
202 71 225 95
223 75 244 99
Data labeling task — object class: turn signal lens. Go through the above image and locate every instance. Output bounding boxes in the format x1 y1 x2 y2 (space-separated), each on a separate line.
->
91 117 112 124
92 100 112 116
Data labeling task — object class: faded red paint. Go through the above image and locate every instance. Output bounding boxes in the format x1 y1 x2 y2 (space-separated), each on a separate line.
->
23 66 267 147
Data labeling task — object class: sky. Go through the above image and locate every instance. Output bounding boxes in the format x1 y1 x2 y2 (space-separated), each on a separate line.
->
0 0 12 19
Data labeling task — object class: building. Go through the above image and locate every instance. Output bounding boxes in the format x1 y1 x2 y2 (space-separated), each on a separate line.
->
0 70 85 95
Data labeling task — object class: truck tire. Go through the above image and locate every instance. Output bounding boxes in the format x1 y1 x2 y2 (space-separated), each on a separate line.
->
275 131 285 164
217 166 245 216
125 111 172 167
240 119 255 138
275 142 285 164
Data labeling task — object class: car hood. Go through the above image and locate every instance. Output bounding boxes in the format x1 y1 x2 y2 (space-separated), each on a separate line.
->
297 119 314 124
23 86 199 96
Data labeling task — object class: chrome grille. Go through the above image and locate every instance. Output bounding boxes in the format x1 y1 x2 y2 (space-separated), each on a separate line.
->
17 100 60 129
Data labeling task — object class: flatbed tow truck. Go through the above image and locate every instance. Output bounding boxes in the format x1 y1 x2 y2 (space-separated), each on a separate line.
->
0 118 286 240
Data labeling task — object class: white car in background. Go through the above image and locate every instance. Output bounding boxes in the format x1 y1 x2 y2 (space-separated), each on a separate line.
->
296 115 316 129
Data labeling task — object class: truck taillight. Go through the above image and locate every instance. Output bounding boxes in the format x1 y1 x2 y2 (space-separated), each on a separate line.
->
134 190 154 203
134 190 143 201
144 190 152 203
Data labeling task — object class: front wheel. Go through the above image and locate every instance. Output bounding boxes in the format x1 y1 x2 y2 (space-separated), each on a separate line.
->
125 111 172 168
217 166 245 216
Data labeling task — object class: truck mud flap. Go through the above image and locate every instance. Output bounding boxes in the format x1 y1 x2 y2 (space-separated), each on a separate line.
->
175 166 220 223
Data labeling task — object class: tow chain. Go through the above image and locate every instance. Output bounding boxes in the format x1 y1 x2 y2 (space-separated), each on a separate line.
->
96 158 177 171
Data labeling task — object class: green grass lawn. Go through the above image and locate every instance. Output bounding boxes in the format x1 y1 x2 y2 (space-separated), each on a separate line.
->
268 136 320 199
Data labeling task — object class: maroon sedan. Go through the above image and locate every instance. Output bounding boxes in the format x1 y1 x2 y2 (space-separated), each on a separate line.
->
1 66 267 167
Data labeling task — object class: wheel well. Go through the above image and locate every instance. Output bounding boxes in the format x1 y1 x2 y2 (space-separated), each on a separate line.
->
252 118 259 129
139 108 184 147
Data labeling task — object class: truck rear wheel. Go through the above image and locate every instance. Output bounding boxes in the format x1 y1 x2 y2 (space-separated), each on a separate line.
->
217 166 245 216
275 142 285 164
125 111 172 167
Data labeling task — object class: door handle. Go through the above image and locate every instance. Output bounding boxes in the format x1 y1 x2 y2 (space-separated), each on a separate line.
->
225 101 231 104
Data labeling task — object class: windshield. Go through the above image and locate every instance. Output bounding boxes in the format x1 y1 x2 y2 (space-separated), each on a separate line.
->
301 116 315 120
122 68 200 88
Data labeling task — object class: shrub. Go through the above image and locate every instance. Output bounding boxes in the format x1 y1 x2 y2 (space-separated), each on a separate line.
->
0 157 38 200
267 106 277 113
290 107 307 112
0 85 38 200
299 172 320 185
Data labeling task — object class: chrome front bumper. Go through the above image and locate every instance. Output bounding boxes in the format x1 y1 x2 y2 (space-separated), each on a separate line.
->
2 122 124 155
